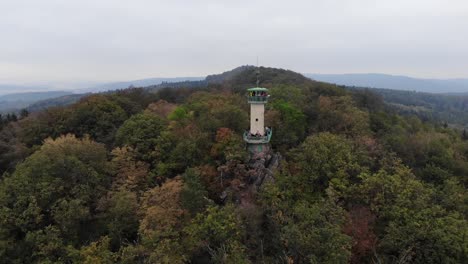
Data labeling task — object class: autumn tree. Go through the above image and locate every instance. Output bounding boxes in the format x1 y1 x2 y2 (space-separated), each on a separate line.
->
137 177 190 263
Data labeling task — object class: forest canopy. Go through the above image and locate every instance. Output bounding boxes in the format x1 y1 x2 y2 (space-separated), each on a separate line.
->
0 66 466 263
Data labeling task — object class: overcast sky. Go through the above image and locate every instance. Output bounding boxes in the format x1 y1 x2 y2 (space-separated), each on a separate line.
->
1 0 467 85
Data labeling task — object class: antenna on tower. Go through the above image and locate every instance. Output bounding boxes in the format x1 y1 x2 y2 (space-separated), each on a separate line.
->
256 56 260 87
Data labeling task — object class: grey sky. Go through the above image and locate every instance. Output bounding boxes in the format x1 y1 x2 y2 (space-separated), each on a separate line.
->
1 0 467 85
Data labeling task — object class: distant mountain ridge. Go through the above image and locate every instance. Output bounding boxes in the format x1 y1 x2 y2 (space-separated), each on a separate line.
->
3 70 468 117
76 77 204 93
0 91 74 113
0 84 53 96
0 77 204 113
0 91 72 102
306 73 468 93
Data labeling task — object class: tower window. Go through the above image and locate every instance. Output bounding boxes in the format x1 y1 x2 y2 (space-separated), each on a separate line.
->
255 118 258 122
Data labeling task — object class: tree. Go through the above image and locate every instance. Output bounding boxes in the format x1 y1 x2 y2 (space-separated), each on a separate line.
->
159 126 212 177
185 205 249 263
317 96 370 137
358 165 468 263
288 132 362 199
63 95 128 144
267 100 307 150
110 146 151 193
343 206 377 263
137 177 190 263
145 100 178 119
115 113 167 163
181 168 209 216
77 236 116 264
97 190 139 249
0 135 111 262
0 124 29 175
138 177 187 238
19 109 29 119
261 182 352 263
210 127 248 164
186 92 249 135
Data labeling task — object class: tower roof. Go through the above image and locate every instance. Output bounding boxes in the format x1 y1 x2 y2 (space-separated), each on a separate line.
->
247 87 268 91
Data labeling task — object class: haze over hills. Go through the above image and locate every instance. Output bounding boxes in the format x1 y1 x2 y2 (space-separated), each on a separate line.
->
0 91 72 102
4 73 468 98
0 91 74 113
306 73 468 94
0 77 204 113
75 77 204 93
0 84 53 96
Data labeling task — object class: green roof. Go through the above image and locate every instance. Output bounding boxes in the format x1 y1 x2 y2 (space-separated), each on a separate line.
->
247 87 269 91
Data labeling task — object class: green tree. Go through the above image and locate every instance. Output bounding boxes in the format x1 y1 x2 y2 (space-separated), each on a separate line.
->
181 168 209 215
97 190 139 249
185 205 249 263
115 112 167 162
64 95 128 144
317 96 370 137
267 100 306 150
186 92 249 134
358 165 468 263
261 180 352 263
77 236 116 264
0 135 111 262
288 132 363 199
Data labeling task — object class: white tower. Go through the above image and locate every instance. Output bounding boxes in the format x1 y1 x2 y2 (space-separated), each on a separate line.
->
243 87 272 148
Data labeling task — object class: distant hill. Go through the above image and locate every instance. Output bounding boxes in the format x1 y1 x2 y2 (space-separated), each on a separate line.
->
0 91 73 113
348 87 468 128
306 73 468 94
0 84 53 96
146 65 318 94
205 65 255 84
0 77 205 113
26 93 88 113
77 77 204 93
0 91 72 102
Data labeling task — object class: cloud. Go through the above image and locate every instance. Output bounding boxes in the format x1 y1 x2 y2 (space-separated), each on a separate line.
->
0 0 467 84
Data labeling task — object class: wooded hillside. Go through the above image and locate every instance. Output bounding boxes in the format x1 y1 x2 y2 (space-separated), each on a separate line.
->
0 67 466 263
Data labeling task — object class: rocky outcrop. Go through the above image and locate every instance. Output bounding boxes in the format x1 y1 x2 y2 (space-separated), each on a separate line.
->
219 145 281 206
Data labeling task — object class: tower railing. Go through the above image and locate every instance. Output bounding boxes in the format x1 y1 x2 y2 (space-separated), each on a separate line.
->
247 95 269 103
243 128 272 144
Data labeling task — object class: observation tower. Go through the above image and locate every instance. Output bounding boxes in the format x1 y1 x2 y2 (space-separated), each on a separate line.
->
243 87 272 153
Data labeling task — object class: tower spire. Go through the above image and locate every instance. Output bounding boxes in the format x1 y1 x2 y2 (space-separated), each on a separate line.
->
256 56 260 87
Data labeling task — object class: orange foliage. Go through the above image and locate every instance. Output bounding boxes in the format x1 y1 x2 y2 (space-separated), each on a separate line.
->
145 100 177 119
343 206 377 263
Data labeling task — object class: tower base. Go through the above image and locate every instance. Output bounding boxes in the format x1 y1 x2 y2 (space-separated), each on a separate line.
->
247 143 271 156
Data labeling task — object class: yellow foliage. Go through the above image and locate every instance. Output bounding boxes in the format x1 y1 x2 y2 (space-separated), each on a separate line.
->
138 177 187 237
